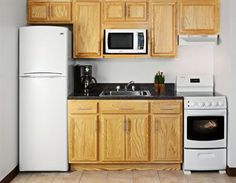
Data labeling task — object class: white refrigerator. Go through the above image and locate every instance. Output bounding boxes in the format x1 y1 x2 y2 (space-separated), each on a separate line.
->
19 26 71 171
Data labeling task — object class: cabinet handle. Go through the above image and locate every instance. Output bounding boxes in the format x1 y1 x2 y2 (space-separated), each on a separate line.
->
78 108 92 110
159 108 176 111
95 120 98 132
119 107 134 111
155 121 158 131
128 120 131 132
124 118 127 132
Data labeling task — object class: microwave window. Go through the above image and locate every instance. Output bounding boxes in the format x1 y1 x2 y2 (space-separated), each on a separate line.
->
108 33 133 49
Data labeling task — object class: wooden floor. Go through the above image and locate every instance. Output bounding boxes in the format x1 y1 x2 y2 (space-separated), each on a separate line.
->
11 170 236 183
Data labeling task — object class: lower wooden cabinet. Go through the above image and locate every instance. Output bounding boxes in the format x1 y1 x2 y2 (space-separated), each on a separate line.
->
69 115 98 162
101 115 126 162
125 115 149 161
68 100 182 170
151 114 182 162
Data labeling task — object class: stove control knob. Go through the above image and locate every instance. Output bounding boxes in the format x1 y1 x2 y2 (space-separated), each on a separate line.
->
218 101 224 106
205 102 211 107
198 102 204 107
190 101 196 106
212 101 217 106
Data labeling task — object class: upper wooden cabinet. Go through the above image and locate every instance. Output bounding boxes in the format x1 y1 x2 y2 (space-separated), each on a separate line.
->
73 2 102 58
103 2 126 22
179 0 219 34
28 1 72 23
151 1 177 57
103 1 147 22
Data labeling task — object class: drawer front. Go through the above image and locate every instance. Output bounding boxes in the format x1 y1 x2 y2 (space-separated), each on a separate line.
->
69 100 97 114
100 101 149 113
184 149 226 171
151 100 182 114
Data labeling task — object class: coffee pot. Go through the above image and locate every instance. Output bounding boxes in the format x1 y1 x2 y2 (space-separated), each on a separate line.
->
80 65 97 95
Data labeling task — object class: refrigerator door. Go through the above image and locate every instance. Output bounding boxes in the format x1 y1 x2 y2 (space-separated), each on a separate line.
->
19 26 68 76
19 76 68 171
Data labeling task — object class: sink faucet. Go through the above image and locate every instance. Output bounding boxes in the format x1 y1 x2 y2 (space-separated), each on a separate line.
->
124 81 135 91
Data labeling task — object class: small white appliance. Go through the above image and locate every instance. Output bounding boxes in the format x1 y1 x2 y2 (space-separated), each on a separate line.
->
105 29 147 54
19 26 72 171
176 75 227 174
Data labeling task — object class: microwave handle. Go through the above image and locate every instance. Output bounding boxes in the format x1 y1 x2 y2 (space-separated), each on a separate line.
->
138 32 145 50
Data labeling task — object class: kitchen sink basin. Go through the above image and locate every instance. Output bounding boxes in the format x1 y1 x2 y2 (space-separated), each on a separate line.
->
99 90 151 97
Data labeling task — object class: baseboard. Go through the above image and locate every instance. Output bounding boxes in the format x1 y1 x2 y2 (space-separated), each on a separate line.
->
0 166 19 183
227 166 236 176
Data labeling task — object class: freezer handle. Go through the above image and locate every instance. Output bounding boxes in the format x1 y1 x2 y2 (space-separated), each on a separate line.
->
23 72 63 75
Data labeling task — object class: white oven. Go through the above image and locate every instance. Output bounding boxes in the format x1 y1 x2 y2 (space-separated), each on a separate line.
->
184 108 227 149
177 75 227 173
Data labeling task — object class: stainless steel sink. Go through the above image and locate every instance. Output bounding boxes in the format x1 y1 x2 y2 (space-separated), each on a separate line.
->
99 90 151 97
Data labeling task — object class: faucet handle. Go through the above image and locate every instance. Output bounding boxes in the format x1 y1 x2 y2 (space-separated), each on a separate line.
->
132 85 135 91
116 85 120 91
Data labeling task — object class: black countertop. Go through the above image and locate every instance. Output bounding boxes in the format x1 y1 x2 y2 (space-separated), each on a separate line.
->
68 83 183 100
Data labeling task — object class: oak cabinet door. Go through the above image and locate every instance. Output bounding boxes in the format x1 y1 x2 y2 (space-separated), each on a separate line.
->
28 2 49 22
151 2 176 57
74 2 101 58
179 0 219 34
151 114 182 162
126 2 147 22
50 2 71 22
126 115 149 161
101 115 126 162
103 2 126 22
69 115 98 162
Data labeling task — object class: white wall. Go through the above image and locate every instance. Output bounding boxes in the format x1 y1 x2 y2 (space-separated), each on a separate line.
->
0 0 26 181
214 0 236 167
77 46 214 83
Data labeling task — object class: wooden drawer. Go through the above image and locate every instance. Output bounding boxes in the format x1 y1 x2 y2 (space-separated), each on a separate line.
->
151 100 182 114
68 100 97 114
100 100 149 113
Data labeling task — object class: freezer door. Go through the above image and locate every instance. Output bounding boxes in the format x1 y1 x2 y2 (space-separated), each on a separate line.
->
19 26 68 76
19 77 68 171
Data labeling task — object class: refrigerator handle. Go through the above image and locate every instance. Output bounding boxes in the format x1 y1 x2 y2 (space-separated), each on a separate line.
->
24 72 63 75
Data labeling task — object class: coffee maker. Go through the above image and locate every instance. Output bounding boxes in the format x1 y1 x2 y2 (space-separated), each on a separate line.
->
74 65 97 95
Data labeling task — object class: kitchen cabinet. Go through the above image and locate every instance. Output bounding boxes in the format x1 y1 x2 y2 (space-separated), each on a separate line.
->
150 100 182 162
28 1 72 23
73 2 102 58
103 1 147 22
151 1 177 57
68 101 98 162
68 99 183 170
100 101 149 162
179 0 219 34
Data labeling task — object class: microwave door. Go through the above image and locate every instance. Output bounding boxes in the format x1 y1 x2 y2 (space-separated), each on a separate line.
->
106 32 134 53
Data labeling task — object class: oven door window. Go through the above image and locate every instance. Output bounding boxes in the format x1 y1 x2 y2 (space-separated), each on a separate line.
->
108 33 133 49
187 116 224 141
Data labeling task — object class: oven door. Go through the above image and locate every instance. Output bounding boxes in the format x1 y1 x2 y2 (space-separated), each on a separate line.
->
184 109 227 148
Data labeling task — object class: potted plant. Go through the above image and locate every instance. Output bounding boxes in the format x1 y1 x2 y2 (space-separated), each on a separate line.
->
154 71 165 93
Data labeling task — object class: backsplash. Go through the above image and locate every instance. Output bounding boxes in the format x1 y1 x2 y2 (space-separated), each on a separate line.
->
76 46 214 83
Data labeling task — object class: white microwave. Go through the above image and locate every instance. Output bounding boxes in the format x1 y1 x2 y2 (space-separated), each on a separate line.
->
105 29 147 54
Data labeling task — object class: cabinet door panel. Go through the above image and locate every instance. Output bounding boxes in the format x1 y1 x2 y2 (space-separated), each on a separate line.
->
101 115 126 162
74 2 101 58
50 2 71 22
104 2 126 22
151 2 176 57
69 115 98 162
180 0 219 34
126 115 149 161
126 2 147 22
28 2 49 22
151 114 182 162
